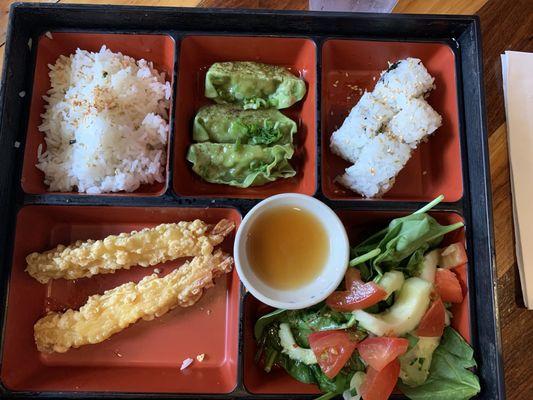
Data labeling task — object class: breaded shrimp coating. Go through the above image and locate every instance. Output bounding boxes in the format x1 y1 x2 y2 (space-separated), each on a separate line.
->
26 219 235 283
34 250 233 353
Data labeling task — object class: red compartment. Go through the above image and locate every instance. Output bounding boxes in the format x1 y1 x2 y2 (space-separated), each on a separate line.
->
21 32 175 196
1 206 240 393
321 40 462 202
244 210 469 394
174 35 317 199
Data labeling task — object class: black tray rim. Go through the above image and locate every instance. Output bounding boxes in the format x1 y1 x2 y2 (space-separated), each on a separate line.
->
0 3 503 399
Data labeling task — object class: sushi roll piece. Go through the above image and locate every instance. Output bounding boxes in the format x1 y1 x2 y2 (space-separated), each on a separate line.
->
387 97 442 147
373 58 435 111
336 133 411 198
330 57 442 198
330 92 395 163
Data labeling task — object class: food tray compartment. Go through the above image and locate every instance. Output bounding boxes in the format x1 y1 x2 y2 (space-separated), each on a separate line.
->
1 205 240 393
21 32 176 197
173 35 317 199
321 39 463 202
243 209 470 395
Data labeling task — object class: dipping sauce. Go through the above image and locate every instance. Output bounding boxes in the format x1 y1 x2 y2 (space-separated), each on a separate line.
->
246 206 329 290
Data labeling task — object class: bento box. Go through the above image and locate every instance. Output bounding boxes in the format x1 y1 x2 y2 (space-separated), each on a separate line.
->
0 3 503 399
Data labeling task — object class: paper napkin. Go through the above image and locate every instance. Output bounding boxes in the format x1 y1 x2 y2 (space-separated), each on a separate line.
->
501 51 533 309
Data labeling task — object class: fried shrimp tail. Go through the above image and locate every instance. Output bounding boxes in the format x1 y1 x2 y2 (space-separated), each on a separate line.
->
34 250 233 353
26 219 235 283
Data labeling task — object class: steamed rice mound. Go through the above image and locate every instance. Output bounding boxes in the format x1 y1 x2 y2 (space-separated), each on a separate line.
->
37 45 171 194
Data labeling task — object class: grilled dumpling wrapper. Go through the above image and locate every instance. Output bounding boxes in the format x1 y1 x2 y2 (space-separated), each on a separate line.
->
205 61 306 110
193 104 297 145
187 143 295 187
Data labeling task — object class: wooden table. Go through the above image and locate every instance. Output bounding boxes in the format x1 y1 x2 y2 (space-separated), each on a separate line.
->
1 0 532 398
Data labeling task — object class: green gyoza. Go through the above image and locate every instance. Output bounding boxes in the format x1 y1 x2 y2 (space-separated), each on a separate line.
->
205 61 307 109
193 105 297 145
186 142 296 188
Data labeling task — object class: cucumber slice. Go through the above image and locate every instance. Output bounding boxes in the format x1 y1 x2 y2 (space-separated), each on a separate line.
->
278 323 317 365
343 371 366 400
418 249 439 283
399 336 440 387
353 278 432 336
378 270 405 297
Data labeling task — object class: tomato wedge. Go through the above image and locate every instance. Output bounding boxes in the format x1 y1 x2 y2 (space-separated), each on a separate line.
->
326 269 387 311
435 268 463 303
359 359 400 400
358 337 409 371
439 242 468 269
416 297 446 337
308 330 358 379
344 268 362 290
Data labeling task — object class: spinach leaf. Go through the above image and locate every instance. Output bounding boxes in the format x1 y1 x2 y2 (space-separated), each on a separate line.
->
439 327 475 366
351 224 389 257
284 305 358 347
342 351 367 373
254 308 287 340
349 248 381 267
372 213 463 269
400 327 480 400
255 323 283 372
310 352 366 398
278 354 317 384
311 364 352 393
348 196 463 281
401 242 430 277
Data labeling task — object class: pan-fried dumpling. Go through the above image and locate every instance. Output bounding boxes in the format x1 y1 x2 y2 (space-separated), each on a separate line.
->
187 143 296 187
205 61 306 110
193 104 297 145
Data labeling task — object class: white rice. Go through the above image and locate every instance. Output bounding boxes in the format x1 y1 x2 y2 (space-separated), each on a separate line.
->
331 57 442 198
330 92 394 163
337 133 411 198
387 97 442 148
37 45 171 194
372 58 435 111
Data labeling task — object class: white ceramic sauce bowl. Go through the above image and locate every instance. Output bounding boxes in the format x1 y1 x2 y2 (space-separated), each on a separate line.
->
234 193 349 309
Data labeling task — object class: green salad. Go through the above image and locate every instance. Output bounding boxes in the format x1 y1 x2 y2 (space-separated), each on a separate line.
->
254 196 480 400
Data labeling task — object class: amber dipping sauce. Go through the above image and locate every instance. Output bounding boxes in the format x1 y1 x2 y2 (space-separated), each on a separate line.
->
246 206 329 290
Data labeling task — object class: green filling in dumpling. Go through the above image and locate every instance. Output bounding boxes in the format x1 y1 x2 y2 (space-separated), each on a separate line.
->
205 61 306 109
193 104 297 145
